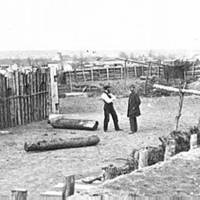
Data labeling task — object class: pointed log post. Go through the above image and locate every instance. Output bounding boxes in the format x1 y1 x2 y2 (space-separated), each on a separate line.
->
164 139 176 161
49 63 59 114
144 62 151 95
62 175 75 200
11 189 27 200
138 148 149 169
190 134 198 150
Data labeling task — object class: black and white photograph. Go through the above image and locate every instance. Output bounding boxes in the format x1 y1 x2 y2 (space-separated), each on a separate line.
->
0 0 200 199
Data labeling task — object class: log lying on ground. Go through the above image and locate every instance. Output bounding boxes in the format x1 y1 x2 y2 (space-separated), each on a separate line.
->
49 114 98 131
24 135 100 152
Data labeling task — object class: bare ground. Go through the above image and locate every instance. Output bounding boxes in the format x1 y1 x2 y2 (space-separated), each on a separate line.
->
0 95 200 199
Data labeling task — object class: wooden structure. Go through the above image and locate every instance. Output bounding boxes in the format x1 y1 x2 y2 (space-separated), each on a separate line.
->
0 68 50 129
11 189 27 200
41 175 75 200
49 64 59 114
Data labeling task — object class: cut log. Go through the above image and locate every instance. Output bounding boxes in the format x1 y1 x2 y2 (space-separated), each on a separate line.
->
190 134 198 150
11 189 27 200
24 135 100 152
49 114 98 131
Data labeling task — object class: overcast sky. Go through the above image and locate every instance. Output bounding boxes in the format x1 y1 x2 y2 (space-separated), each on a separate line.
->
0 0 200 51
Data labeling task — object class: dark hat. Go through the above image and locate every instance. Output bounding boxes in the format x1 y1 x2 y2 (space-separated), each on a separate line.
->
129 84 135 88
103 85 111 90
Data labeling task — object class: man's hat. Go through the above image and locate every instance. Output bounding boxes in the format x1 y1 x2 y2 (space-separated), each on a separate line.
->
129 84 135 88
103 85 111 90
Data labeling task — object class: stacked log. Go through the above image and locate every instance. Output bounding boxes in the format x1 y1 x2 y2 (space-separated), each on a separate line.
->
24 135 100 152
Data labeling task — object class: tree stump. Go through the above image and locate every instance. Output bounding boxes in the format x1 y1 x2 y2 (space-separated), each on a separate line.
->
11 189 27 200
164 139 176 161
138 148 148 169
62 175 75 200
190 134 198 150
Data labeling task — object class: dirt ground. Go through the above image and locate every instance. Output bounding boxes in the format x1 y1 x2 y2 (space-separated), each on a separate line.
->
0 95 200 199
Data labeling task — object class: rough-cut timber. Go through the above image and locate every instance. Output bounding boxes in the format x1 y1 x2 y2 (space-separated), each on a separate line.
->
153 84 200 95
49 114 98 131
24 135 100 152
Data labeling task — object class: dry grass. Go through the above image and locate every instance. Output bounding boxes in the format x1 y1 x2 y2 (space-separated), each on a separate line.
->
0 95 200 199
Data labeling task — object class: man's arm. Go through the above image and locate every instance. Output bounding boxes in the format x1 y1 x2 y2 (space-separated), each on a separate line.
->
100 93 114 103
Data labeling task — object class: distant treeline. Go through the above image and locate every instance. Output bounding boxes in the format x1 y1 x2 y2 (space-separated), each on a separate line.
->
0 58 51 66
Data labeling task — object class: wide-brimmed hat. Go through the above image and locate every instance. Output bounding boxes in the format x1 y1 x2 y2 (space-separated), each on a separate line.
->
103 85 111 90
129 84 135 88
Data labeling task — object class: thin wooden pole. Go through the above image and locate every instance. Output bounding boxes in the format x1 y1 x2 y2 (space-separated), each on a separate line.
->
82 68 86 82
91 68 94 81
120 66 123 79
49 64 59 114
124 60 127 87
192 63 195 77
69 71 73 92
134 65 137 77
144 62 150 95
106 67 109 81
175 82 187 131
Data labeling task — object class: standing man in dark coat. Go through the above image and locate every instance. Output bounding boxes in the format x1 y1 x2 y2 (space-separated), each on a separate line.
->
100 85 122 132
127 84 141 134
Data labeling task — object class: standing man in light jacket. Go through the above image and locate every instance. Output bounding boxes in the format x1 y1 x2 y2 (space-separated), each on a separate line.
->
127 84 141 134
100 85 122 132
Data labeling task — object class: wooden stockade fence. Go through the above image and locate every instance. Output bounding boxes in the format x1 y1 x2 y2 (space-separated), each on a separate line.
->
0 68 50 129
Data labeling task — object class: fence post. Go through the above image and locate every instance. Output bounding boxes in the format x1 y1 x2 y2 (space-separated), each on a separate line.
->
82 68 86 82
91 68 94 81
138 148 148 169
49 64 59 114
120 66 123 79
190 134 198 150
106 67 109 81
11 189 27 200
164 139 176 161
62 175 75 200
134 65 137 77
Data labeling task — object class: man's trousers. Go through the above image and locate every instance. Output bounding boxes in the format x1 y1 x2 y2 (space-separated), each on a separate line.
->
103 105 119 131
129 116 137 132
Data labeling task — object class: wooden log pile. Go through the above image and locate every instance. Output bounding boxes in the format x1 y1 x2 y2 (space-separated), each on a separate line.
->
24 135 100 152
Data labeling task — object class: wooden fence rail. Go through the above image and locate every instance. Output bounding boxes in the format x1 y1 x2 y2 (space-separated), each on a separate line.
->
61 64 164 92
0 68 50 129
